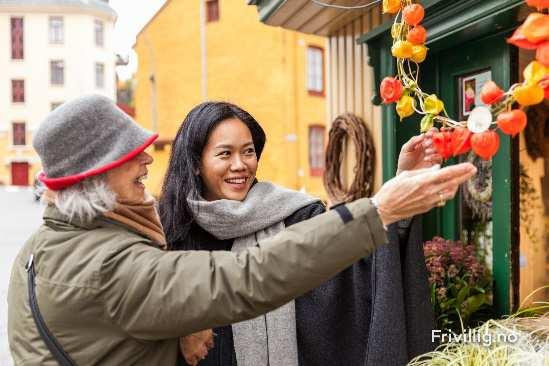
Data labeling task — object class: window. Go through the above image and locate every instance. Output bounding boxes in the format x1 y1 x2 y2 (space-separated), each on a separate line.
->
95 63 105 88
49 16 64 44
12 122 26 146
308 125 325 176
11 17 24 60
94 19 104 47
307 46 324 96
206 0 220 22
12 80 25 103
50 60 64 85
51 102 63 110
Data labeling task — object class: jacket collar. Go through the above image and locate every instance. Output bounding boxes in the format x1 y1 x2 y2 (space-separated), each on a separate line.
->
42 205 155 243
43 204 105 230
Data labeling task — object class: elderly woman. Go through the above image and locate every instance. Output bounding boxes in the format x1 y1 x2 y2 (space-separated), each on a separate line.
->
8 95 476 365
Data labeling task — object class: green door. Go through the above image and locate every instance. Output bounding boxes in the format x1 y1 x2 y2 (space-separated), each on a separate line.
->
425 32 517 316
360 0 524 317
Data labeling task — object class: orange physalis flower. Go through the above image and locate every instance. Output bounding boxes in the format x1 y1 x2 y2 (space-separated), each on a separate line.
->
513 83 545 106
480 81 505 105
471 131 500 160
407 26 427 45
396 95 416 120
383 0 401 14
411 45 428 63
424 95 444 115
497 110 527 137
392 40 414 59
526 0 549 10
521 13 549 44
523 60 548 83
451 127 472 157
380 77 403 104
433 130 453 160
403 4 425 26
508 26 542 49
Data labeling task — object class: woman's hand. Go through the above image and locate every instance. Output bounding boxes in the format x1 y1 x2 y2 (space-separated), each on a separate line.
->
180 329 215 365
372 163 477 226
396 129 443 175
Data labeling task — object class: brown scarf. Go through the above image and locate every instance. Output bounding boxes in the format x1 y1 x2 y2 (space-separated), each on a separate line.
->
103 196 167 250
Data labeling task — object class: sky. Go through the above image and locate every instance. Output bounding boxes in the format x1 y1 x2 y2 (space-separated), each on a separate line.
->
109 0 167 80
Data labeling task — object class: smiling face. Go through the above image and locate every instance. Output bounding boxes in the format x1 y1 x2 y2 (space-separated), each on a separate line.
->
105 151 153 203
200 118 258 201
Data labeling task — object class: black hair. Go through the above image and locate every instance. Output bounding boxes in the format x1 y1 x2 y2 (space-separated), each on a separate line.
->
159 101 266 249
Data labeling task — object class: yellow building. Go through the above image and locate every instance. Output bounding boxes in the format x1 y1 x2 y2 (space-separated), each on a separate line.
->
133 0 327 199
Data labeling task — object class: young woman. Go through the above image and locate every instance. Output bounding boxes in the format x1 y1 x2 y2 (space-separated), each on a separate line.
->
159 102 444 366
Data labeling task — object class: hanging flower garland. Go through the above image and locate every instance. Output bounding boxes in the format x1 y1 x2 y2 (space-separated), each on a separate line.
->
380 0 549 160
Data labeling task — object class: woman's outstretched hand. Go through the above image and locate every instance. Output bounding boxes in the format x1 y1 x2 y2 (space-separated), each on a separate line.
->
396 129 443 175
180 329 215 365
372 163 477 226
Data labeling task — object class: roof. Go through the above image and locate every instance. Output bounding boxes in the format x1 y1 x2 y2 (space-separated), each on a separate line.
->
247 0 382 37
0 0 117 20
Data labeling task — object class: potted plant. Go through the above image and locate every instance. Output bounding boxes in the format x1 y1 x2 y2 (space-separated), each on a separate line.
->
424 236 493 332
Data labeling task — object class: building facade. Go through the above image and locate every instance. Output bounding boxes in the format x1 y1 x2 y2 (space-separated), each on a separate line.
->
133 0 327 198
0 0 117 186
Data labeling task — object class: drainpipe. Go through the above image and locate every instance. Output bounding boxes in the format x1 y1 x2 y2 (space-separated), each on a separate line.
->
293 33 303 191
200 0 208 100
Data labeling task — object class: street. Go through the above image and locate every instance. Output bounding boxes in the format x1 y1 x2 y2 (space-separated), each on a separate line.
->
0 187 44 366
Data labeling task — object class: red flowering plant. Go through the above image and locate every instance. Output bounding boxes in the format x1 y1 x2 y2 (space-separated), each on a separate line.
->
423 236 492 332
380 0 549 161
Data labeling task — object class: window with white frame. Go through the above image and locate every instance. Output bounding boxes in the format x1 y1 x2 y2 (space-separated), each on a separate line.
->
49 16 64 44
306 46 324 95
94 19 104 47
50 60 64 85
308 125 325 176
12 122 26 146
95 63 105 88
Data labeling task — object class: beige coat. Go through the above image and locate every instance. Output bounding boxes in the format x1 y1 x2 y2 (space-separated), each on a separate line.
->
8 198 386 365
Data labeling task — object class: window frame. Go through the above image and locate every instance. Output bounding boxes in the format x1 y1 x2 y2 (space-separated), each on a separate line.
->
306 45 325 97
11 17 24 60
12 122 26 146
94 19 104 47
11 79 25 103
49 16 64 44
206 0 220 23
308 124 326 176
50 60 65 86
95 62 105 89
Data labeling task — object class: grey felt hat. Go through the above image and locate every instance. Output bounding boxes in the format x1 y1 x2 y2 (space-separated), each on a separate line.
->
33 94 158 190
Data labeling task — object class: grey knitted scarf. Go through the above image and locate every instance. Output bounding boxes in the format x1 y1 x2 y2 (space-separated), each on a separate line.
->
188 182 320 366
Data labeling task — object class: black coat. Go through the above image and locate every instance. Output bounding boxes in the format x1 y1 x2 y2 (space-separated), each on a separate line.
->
175 203 435 366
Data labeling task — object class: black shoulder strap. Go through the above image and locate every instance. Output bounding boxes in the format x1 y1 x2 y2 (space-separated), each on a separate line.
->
26 254 76 366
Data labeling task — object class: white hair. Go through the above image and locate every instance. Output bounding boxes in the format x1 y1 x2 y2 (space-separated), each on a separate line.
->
43 174 117 222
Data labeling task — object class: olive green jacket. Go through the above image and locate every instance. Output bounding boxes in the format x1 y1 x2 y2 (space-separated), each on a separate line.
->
8 198 386 365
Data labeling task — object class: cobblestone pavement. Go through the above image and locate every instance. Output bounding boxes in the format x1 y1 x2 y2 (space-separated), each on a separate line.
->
0 187 44 366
